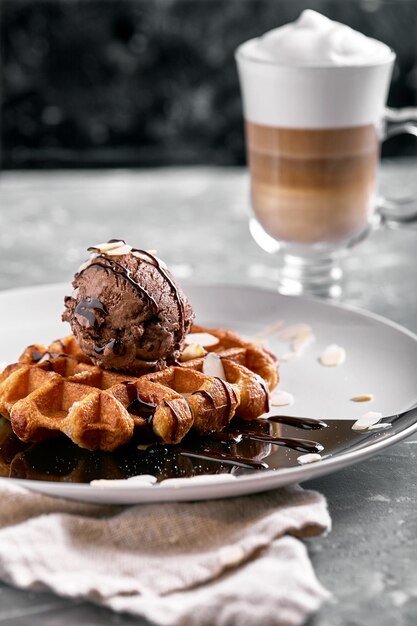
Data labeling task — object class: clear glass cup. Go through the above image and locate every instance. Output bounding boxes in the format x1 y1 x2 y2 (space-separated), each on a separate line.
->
235 45 417 298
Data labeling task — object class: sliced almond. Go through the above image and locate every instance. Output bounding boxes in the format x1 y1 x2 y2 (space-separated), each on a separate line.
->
178 343 207 362
105 244 132 256
88 241 125 253
319 344 346 367
351 394 374 403
297 453 322 465
160 474 237 487
280 352 297 362
203 352 226 380
131 250 168 269
256 320 285 339
270 389 294 407
352 411 383 431
279 324 315 355
90 474 157 487
292 330 315 354
185 332 219 348
280 324 312 341
367 423 392 431
77 259 92 273
132 250 157 264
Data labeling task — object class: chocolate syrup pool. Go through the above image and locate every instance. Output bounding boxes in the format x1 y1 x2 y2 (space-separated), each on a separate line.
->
0 414 375 484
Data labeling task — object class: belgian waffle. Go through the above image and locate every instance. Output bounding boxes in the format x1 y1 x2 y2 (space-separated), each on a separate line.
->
0 327 279 452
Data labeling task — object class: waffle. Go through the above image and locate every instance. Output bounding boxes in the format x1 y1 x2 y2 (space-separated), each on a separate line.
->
0 328 279 452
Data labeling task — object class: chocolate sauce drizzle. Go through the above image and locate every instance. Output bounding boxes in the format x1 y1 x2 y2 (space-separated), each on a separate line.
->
163 400 182 439
131 248 187 351
123 381 157 421
121 382 185 441
75 298 108 329
215 376 236 414
77 255 159 316
179 448 268 470
254 374 270 413
266 415 328 430
191 389 216 408
178 414 328 468
31 351 71 367
207 429 323 454
29 348 45 363
94 338 124 356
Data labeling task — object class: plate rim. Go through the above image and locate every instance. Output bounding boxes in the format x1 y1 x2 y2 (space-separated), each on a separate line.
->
0 281 416 500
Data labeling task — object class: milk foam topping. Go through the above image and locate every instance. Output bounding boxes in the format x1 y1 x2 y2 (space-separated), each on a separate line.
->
235 11 395 128
245 10 392 67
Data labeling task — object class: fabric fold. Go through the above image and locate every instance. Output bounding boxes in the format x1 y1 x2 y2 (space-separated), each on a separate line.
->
0 481 331 626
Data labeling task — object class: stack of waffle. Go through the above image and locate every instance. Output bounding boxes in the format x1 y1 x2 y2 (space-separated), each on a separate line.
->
0 327 278 452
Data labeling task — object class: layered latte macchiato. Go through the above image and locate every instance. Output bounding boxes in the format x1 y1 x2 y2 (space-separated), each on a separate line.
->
246 122 379 244
236 10 394 249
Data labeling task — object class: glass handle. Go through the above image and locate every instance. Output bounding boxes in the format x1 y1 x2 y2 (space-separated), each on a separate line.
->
385 107 417 124
377 108 417 223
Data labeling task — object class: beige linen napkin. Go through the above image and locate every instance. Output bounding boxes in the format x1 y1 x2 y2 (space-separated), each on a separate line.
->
0 481 330 626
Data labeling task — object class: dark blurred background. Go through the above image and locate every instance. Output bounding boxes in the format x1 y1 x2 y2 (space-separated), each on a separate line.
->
1 0 417 170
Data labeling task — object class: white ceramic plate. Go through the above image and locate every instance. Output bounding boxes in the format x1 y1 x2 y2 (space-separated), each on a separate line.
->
0 283 416 504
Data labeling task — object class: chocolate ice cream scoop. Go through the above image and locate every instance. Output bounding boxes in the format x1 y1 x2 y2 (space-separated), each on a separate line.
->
63 241 194 373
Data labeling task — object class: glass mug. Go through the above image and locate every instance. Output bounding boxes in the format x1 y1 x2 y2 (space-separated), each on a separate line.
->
235 46 417 297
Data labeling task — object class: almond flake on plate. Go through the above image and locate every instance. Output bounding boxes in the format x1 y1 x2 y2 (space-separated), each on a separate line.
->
203 352 226 379
255 320 285 339
179 343 207 362
185 332 219 347
280 352 298 362
280 324 312 341
350 394 374 403
280 324 315 355
90 474 157 488
292 330 315 354
367 423 392 431
297 453 322 465
352 411 383 431
160 474 237 488
270 390 294 407
319 344 346 367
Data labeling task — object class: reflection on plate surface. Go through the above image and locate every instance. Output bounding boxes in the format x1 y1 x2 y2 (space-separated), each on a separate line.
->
1 411 413 484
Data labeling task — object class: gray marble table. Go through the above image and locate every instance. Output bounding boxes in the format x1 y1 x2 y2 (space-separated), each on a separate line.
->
0 163 416 626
